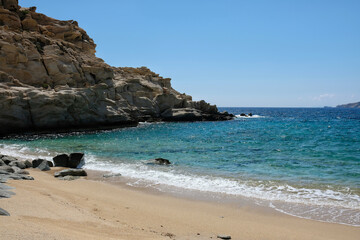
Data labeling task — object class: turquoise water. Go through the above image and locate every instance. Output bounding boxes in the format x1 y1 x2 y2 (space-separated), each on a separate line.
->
1 107 359 225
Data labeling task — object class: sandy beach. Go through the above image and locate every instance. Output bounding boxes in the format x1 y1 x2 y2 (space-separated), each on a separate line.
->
0 168 359 240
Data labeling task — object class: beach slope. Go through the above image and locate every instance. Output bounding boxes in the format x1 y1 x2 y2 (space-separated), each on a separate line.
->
0 169 359 240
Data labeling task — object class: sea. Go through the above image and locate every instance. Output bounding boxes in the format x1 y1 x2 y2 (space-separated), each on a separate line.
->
1 107 359 226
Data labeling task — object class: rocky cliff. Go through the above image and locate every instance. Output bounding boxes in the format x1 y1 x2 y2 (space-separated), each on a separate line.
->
0 0 232 136
336 101 360 109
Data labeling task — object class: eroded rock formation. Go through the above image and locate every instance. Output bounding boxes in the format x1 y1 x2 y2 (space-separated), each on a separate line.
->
0 1 233 136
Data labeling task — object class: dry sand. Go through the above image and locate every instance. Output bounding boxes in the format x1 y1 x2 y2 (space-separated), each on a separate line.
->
0 168 359 240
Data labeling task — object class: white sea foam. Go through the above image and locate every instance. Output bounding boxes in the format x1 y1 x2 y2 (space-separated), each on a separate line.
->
84 155 360 210
85 156 360 226
0 143 53 161
1 144 359 226
235 114 265 119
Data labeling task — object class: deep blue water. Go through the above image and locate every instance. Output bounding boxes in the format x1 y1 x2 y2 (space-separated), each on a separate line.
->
1 107 359 225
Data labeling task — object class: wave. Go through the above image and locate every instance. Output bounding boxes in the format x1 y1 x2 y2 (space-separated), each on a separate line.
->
1 143 359 226
235 114 265 119
0 143 53 161
84 154 360 226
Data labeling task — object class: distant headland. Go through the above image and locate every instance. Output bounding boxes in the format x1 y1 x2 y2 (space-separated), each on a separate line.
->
336 101 360 109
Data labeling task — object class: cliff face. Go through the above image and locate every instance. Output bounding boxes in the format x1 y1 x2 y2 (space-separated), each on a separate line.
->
0 1 232 136
336 102 360 109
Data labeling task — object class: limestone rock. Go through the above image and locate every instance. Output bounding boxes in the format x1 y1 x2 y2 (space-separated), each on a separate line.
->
0 1 233 136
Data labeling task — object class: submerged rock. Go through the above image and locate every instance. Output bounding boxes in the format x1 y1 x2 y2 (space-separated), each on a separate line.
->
147 158 171 165
103 173 122 178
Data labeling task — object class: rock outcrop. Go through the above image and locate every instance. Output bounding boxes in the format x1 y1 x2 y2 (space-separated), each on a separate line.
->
0 1 233 136
336 101 360 109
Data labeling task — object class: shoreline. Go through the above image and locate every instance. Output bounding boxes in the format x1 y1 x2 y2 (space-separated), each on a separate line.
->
0 169 359 239
1 142 360 227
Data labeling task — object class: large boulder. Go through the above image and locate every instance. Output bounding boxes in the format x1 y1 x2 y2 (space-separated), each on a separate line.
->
36 161 50 171
53 154 69 167
32 159 48 167
69 153 84 168
24 160 32 168
0 166 15 173
32 159 53 171
54 169 87 178
8 161 26 169
1 155 18 165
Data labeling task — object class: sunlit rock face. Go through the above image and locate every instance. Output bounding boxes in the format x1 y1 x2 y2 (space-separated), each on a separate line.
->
0 1 232 135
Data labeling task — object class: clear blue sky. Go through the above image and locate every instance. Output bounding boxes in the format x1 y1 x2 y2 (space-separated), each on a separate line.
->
21 0 360 107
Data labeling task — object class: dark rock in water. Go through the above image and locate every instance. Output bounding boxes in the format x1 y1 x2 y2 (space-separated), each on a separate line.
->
154 158 171 165
36 161 50 171
103 173 122 178
54 169 87 178
58 176 80 181
240 113 246 116
9 161 26 169
53 154 69 167
249 113 253 116
217 235 231 239
0 166 15 173
69 153 85 168
0 208 10 216
0 159 5 166
1 155 18 165
24 160 33 168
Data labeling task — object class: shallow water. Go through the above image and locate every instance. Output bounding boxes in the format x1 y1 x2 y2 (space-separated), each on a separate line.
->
1 107 359 226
